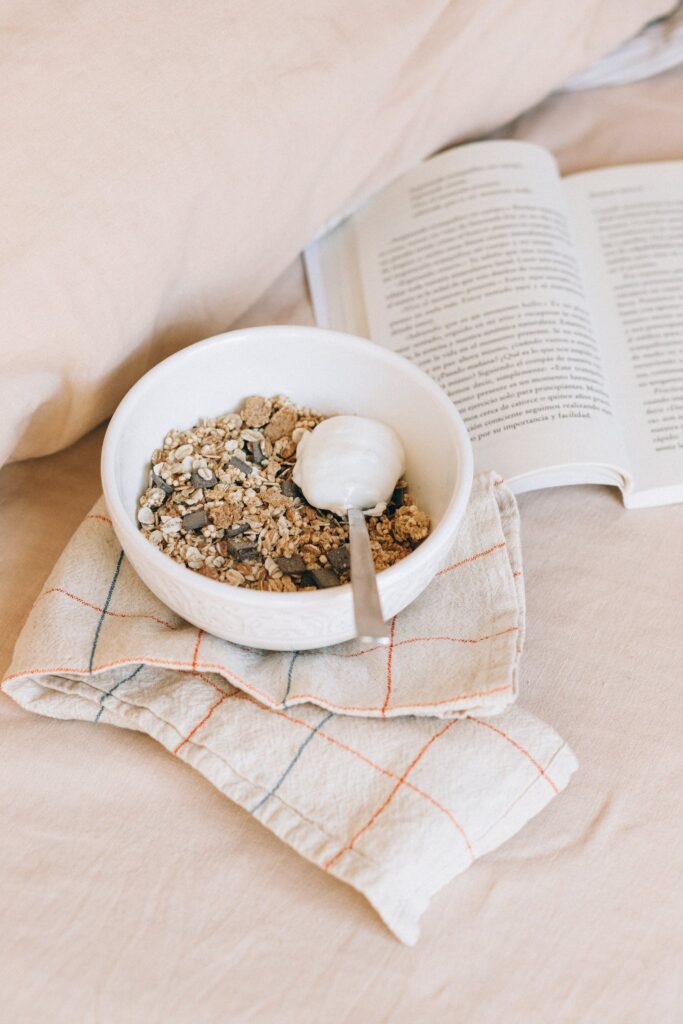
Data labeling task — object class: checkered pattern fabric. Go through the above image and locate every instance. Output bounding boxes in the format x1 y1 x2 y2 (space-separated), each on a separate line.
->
8 474 525 719
2 473 577 943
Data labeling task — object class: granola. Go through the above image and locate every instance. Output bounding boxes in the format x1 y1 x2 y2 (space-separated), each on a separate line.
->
137 396 431 592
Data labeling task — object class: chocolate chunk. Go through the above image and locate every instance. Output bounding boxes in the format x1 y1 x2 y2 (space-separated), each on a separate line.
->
326 545 350 573
224 523 249 538
276 555 307 576
307 567 340 589
190 469 218 489
151 471 174 496
228 456 254 476
389 485 406 511
247 441 266 465
182 509 208 531
280 478 299 498
226 538 261 561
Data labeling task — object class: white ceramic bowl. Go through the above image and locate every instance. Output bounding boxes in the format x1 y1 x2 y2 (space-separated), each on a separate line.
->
101 325 473 650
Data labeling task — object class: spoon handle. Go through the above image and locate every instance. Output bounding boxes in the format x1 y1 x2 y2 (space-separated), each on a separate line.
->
347 507 391 645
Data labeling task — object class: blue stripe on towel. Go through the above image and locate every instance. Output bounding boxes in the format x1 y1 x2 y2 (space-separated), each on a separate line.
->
250 710 334 814
94 663 144 723
88 549 124 672
283 651 300 706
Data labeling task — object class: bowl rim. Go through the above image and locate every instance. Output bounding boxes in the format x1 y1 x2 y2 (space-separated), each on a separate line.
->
101 324 473 608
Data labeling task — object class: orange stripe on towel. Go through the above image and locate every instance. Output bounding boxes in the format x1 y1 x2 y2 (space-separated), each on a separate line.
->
173 690 235 754
324 719 460 870
336 625 519 660
381 616 397 716
192 629 204 670
437 542 506 577
469 717 559 793
33 588 177 631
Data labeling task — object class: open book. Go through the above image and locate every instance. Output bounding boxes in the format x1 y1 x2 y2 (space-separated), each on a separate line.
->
305 140 683 508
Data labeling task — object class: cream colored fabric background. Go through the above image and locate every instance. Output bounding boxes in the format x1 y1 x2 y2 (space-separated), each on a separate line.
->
0 0 671 466
1 45 682 1024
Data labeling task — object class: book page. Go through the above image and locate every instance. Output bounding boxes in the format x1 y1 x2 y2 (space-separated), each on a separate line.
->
305 213 370 339
564 163 683 505
347 141 628 485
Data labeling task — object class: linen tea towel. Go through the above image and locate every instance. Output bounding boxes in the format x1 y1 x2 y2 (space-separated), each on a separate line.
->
2 474 577 942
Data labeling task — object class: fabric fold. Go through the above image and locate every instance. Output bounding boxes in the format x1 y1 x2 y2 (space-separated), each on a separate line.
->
6 474 523 719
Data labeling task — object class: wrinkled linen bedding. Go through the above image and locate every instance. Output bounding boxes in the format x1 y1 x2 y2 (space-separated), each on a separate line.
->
1 14 682 1024
0 0 673 466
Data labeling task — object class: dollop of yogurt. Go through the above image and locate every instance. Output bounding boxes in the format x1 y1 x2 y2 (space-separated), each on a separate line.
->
292 415 406 516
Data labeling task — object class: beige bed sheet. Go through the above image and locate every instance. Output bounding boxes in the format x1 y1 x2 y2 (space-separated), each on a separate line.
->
2 69 682 1022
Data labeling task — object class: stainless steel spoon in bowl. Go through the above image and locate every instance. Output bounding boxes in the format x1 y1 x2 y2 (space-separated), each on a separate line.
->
292 414 405 646
346 507 391 645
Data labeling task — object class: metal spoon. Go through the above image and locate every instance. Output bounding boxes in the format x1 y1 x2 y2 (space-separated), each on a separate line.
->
347 507 391 645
